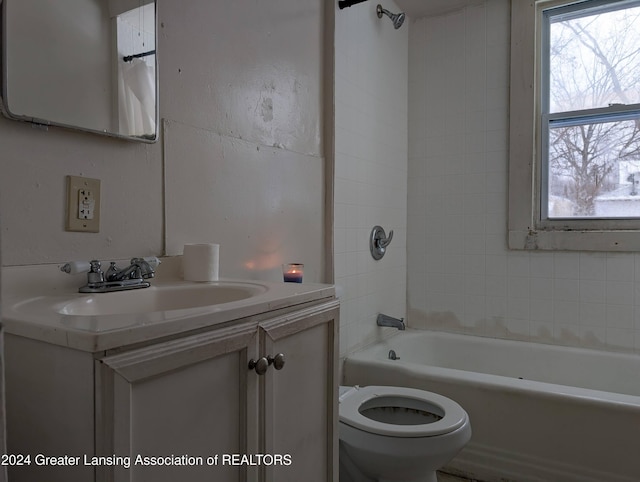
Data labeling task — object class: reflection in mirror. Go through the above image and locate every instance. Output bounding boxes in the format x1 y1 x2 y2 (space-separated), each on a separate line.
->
1 0 157 142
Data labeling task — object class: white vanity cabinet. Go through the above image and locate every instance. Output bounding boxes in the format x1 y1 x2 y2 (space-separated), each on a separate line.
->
5 297 339 482
96 320 261 482
260 303 338 482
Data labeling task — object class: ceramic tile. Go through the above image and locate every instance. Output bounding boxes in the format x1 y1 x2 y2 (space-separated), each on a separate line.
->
530 278 553 300
555 278 579 302
579 253 607 280
606 304 634 330
335 0 408 355
554 301 579 325
553 253 581 279
580 280 606 303
606 255 634 281
606 280 634 305
579 302 606 327
530 301 554 323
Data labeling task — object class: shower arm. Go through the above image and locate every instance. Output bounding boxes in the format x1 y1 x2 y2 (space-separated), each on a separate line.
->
338 0 369 9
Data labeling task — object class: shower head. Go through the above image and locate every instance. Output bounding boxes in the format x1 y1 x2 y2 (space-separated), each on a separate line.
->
376 4 405 29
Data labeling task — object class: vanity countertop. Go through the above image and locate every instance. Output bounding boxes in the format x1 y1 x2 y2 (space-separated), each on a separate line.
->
1 260 335 352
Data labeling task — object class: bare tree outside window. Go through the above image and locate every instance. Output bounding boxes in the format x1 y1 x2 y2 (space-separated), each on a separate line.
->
546 3 640 218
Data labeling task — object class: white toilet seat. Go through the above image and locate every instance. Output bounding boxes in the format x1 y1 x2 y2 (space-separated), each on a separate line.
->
339 385 467 438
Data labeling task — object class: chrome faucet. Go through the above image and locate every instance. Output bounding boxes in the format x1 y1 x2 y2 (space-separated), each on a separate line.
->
376 313 405 330
105 258 155 282
61 257 158 293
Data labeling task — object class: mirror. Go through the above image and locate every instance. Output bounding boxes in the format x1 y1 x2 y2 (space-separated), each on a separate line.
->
0 0 157 142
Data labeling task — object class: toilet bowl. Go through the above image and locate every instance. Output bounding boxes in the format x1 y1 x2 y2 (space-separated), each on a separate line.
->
339 385 471 482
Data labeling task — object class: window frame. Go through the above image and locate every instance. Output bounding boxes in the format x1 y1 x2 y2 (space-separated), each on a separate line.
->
508 0 640 251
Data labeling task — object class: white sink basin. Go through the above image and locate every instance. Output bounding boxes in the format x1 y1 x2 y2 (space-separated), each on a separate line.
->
8 281 269 321
1 263 334 352
56 282 267 316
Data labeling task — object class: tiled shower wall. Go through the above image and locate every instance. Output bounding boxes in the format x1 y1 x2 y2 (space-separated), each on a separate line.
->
334 1 408 357
407 0 640 353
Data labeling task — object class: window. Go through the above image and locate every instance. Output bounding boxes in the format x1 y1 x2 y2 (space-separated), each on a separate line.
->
509 0 640 250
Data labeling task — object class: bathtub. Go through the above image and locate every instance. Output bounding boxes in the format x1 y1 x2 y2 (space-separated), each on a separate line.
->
342 329 640 482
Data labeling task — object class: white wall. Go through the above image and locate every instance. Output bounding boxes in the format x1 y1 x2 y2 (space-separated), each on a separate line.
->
334 1 408 357
0 0 327 283
408 0 640 353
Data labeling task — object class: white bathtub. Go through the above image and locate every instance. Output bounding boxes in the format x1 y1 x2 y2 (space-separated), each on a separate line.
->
342 329 640 482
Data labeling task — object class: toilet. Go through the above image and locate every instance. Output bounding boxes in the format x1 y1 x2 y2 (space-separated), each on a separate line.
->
339 385 471 482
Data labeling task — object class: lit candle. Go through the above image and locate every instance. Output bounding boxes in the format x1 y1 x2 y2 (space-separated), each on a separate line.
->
283 263 304 283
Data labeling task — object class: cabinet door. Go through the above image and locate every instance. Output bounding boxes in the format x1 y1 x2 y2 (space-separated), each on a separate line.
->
97 321 260 482
260 300 339 482
5 336 95 482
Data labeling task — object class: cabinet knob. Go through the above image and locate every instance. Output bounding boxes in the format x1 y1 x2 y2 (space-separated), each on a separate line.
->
248 357 269 375
268 353 286 370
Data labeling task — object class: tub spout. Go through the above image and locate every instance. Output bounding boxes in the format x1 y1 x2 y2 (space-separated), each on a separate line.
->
377 313 405 330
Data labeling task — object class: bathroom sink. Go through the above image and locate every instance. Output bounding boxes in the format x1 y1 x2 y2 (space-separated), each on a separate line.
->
10 281 269 318
57 282 267 316
2 263 334 352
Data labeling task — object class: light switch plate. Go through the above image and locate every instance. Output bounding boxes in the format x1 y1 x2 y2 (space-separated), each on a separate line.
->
66 175 100 232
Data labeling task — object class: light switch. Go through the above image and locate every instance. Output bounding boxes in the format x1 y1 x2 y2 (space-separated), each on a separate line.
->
66 175 100 232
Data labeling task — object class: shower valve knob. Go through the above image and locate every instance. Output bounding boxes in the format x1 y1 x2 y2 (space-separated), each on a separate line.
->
248 357 269 375
370 225 394 260
268 353 286 370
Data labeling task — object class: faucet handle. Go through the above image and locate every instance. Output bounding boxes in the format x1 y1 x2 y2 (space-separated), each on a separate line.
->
370 226 394 260
105 261 119 280
376 229 394 248
60 260 91 274
131 258 156 279
87 260 105 284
